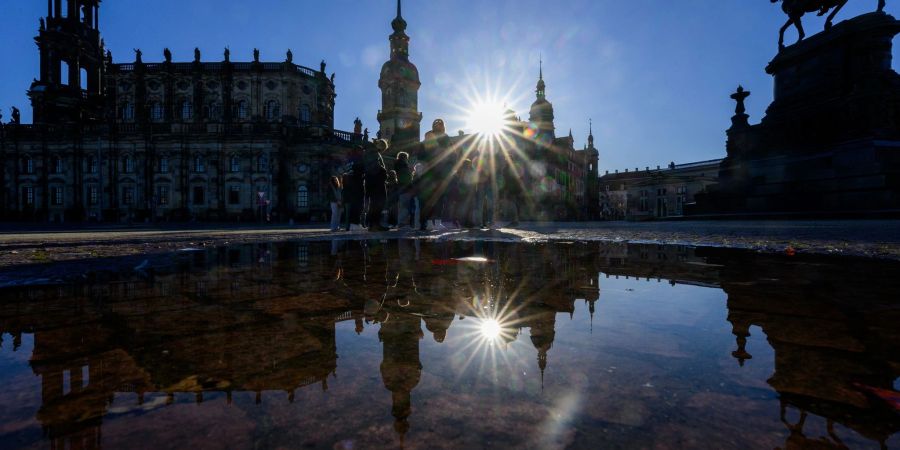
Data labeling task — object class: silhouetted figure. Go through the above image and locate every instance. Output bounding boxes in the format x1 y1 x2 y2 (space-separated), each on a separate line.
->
343 148 366 230
10 107 20 125
164 48 172 63
133 48 142 63
365 140 389 231
286 49 293 63
224 47 230 62
194 47 200 62
253 48 260 62
353 117 363 135
418 119 451 230
328 176 343 232
320 60 327 73
395 152 415 228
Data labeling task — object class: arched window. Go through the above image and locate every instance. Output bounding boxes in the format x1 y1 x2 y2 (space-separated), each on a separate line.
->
236 100 248 120
229 155 240 173
60 61 70 85
297 185 309 208
299 104 311 123
120 102 134 121
257 155 269 173
80 68 89 91
194 155 206 173
52 156 64 174
123 155 134 174
265 100 280 121
181 99 193 120
150 102 163 121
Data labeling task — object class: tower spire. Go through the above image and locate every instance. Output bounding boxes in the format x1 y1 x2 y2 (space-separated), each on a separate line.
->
536 56 546 100
397 0 402 19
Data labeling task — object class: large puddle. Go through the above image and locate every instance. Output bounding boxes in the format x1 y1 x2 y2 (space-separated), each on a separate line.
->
0 241 898 449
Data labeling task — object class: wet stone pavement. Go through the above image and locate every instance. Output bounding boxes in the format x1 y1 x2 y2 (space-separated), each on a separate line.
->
0 240 898 449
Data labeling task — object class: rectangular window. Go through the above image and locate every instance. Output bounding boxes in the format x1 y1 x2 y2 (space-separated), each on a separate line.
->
230 158 240 173
54 158 64 174
26 159 34 174
123 187 134 206
88 185 99 205
157 185 169 206
257 156 268 173
228 186 241 205
159 157 169 174
194 157 206 173
23 187 34 206
87 157 98 174
151 103 163 121
193 186 205 206
52 187 63 206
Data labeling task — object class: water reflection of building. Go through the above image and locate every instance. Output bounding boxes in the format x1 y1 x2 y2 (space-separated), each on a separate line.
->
1 241 898 447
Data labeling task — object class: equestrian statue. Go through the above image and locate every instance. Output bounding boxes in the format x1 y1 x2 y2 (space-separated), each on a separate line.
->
772 0 886 49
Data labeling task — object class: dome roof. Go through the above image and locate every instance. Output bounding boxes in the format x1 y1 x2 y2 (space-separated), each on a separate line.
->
381 59 420 83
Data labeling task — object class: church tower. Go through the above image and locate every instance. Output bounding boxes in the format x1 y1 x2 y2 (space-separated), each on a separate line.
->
377 0 422 150
528 59 555 141
585 119 600 219
29 0 107 124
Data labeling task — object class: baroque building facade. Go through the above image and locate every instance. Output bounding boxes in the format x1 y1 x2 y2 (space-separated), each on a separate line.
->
0 0 360 223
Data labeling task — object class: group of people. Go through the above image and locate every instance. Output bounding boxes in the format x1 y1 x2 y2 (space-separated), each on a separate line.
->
327 119 523 233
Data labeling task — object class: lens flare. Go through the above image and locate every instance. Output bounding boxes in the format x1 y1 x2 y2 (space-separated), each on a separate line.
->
466 101 508 138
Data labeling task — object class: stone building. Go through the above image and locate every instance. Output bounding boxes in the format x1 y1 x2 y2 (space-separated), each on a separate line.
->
374 1 599 220
0 0 360 223
598 159 721 220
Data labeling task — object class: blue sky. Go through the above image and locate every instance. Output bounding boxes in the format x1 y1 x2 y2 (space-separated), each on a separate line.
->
0 0 893 172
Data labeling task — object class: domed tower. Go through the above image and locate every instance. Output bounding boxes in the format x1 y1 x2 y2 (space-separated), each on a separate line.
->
377 0 422 151
29 0 106 124
528 59 555 141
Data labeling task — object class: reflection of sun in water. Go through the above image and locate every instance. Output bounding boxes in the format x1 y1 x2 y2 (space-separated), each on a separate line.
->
466 101 508 138
480 318 503 340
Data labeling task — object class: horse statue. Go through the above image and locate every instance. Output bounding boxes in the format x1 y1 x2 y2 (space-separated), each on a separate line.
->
772 0 886 49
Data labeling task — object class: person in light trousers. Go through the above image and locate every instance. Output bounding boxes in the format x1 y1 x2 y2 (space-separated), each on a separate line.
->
328 176 343 232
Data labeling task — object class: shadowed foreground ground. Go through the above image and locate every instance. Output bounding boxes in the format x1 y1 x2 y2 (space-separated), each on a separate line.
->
0 220 899 268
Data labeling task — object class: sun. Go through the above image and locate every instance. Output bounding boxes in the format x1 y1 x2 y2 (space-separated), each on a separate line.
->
480 318 503 340
466 100 508 138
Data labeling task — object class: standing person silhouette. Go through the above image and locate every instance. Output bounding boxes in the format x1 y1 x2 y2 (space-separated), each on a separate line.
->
365 140 390 231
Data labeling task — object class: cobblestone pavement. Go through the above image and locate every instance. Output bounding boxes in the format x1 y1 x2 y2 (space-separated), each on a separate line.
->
0 220 899 268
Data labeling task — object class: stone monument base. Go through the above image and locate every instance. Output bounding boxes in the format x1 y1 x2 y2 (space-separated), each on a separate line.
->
690 12 900 217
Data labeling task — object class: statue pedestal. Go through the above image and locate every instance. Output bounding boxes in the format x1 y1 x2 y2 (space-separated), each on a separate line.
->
691 12 900 216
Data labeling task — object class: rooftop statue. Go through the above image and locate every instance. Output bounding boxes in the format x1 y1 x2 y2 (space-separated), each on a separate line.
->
224 47 230 62
194 47 201 63
772 0 887 50
164 48 172 63
253 48 260 63
11 107 20 125
133 48 142 63
286 49 293 63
